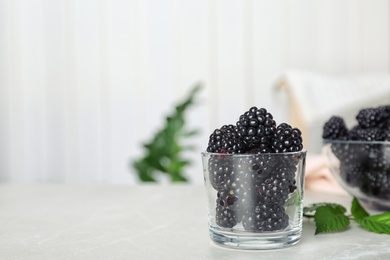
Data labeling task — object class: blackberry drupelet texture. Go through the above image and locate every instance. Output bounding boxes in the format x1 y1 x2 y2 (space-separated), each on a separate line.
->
339 162 365 187
237 155 279 183
241 203 289 231
366 146 390 171
215 204 238 228
217 190 240 210
356 106 390 129
349 126 386 141
255 164 296 205
361 171 390 199
236 107 276 152
272 123 303 153
208 155 235 190
207 125 248 154
216 189 245 223
322 116 349 140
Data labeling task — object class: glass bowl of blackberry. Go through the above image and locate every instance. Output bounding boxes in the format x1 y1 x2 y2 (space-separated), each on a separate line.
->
323 105 390 211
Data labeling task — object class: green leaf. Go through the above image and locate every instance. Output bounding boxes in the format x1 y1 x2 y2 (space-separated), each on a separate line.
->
171 174 187 182
132 84 202 183
351 197 369 220
304 203 346 214
356 213 390 234
304 199 390 236
132 160 156 182
285 191 300 207
304 203 325 214
314 205 350 234
180 130 200 137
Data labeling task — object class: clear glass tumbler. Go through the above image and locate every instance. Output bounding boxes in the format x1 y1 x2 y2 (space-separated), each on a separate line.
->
201 151 306 250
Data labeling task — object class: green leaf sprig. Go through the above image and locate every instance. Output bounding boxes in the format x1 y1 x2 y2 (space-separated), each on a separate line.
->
132 84 201 182
304 197 390 235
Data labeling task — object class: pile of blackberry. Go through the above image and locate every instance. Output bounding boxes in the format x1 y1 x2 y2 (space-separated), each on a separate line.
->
206 107 303 231
322 105 390 200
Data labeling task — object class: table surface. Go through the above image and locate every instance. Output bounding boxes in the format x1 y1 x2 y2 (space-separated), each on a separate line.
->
0 183 389 260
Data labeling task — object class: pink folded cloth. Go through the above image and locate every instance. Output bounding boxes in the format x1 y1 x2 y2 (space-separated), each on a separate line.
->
304 153 348 195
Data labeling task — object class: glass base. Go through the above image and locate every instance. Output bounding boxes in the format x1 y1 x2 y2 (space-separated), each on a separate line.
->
209 226 302 250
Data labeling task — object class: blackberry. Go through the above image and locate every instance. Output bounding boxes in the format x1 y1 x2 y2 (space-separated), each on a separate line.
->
209 156 248 224
322 116 349 140
208 155 235 190
215 204 238 228
330 141 367 163
207 125 248 154
216 189 245 222
219 173 247 199
367 145 390 171
349 126 386 141
217 189 240 210
256 165 296 205
364 145 390 172
378 105 390 129
339 161 365 187
289 180 297 193
237 155 280 184
241 204 289 231
361 171 390 200
356 106 390 129
272 123 303 153
236 107 276 152
330 140 349 161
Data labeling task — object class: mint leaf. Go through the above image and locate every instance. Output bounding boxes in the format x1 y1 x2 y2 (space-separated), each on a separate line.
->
356 213 390 234
351 197 369 220
314 205 350 234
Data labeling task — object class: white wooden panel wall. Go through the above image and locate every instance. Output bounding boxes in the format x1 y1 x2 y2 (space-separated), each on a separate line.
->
0 0 389 184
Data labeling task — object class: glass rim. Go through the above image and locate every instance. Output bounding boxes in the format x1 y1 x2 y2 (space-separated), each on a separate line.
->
201 150 307 157
323 139 390 145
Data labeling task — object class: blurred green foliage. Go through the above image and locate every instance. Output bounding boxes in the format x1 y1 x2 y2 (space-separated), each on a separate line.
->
132 84 202 182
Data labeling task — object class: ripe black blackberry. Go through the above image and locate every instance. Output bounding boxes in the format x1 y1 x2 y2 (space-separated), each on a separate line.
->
360 171 390 200
272 123 303 153
216 188 245 223
241 203 289 231
217 189 240 210
215 204 238 228
330 141 349 161
339 161 365 187
208 155 235 190
322 116 349 140
330 139 368 163
219 173 247 201
356 106 390 129
379 105 390 129
255 165 296 205
236 155 279 184
207 125 248 154
366 145 390 171
236 107 276 152
349 126 386 141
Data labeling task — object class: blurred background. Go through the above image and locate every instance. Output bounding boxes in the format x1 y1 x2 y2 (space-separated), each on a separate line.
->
1 0 390 184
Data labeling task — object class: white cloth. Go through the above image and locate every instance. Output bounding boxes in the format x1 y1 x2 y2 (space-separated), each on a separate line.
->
304 153 348 195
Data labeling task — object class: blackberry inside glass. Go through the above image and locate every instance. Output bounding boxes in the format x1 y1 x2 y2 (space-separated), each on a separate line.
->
208 154 299 231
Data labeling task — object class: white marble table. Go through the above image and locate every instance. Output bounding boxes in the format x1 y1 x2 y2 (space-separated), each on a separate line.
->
0 183 389 260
